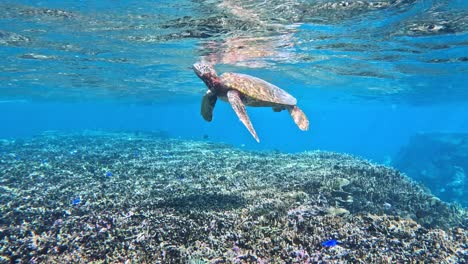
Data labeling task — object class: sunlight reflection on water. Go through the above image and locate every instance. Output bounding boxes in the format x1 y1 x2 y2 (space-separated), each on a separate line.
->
0 0 466 104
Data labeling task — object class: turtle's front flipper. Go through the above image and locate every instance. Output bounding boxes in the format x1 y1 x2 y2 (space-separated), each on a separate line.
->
201 90 217 121
288 106 309 131
227 90 260 143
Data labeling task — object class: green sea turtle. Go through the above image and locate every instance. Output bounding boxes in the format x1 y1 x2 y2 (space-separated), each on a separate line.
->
193 62 309 142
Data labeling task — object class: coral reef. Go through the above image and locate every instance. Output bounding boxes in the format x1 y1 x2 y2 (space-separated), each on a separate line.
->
0 131 466 263
394 132 468 207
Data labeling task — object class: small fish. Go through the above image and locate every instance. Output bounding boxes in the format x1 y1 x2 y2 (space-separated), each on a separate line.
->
106 171 113 177
41 159 48 164
72 197 81 205
321 239 339 247
383 202 392 210
69 150 77 155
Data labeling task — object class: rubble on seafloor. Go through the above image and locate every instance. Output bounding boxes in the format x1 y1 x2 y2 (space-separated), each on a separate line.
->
0 131 466 263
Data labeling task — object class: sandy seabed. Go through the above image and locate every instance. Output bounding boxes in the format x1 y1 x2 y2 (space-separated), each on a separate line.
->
0 131 466 263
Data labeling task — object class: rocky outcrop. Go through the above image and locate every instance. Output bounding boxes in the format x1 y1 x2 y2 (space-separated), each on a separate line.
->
394 132 468 207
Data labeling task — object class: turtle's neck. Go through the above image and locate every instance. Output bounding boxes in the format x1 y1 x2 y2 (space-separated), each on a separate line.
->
203 73 222 92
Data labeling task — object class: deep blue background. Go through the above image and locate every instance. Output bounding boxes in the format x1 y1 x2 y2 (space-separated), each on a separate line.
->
2 99 467 164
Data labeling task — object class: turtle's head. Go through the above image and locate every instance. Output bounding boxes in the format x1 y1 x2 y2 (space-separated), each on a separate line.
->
193 62 220 90
193 62 217 79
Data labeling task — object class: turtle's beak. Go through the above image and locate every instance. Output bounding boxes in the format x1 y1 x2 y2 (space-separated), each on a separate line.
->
192 63 203 76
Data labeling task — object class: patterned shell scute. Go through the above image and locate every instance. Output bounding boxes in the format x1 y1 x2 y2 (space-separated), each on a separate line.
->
220 73 297 105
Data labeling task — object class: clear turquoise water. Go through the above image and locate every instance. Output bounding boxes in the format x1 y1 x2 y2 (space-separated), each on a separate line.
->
0 1 467 202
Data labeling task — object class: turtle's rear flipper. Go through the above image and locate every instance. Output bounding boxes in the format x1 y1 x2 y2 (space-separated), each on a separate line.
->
288 106 309 131
227 90 260 143
201 90 217 121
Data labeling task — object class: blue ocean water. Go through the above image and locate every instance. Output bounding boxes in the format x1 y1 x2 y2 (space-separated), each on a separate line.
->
0 0 467 205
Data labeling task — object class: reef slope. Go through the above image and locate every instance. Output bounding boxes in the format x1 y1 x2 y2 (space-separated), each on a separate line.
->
0 132 466 263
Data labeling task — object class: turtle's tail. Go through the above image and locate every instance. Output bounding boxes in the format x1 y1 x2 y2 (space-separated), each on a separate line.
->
288 106 309 131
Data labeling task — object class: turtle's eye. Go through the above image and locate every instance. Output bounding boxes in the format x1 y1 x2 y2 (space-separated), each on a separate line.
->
201 66 209 74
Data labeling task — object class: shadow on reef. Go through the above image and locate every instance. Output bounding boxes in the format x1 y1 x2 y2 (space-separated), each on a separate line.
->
158 193 247 212
394 132 468 207
0 131 466 263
